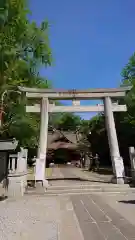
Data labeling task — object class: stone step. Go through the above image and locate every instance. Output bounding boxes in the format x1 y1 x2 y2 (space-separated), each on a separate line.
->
25 184 135 196
47 188 134 194
48 183 130 190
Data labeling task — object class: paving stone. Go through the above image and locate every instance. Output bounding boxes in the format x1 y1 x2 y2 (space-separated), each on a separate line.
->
71 195 107 239
59 197 83 240
98 222 127 240
60 168 78 179
79 195 110 223
90 194 125 222
71 195 94 223
90 195 135 239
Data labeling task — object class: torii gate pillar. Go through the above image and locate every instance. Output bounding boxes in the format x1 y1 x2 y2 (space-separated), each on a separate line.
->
104 97 125 184
35 98 49 185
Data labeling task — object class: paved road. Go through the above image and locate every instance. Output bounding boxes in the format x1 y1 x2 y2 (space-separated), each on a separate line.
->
1 193 135 240
57 167 135 239
1 166 135 239
71 194 135 240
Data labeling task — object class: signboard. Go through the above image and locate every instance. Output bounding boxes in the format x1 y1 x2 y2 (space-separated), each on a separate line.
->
72 100 80 106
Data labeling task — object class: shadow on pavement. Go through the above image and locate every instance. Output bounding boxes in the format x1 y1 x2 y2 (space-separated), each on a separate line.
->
129 182 135 188
119 200 135 204
83 168 113 175
0 195 8 201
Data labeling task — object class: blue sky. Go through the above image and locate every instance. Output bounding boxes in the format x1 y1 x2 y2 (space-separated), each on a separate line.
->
29 0 135 119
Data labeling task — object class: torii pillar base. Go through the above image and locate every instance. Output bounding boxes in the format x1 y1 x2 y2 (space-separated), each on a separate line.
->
111 176 125 184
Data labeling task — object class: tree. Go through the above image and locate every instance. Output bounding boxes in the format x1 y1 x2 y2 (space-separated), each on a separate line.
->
121 53 135 116
79 52 135 168
0 0 52 89
53 113 82 131
0 0 52 148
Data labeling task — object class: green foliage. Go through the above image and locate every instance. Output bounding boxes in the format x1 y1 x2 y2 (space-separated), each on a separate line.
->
0 0 52 148
53 113 81 131
0 0 52 89
80 52 135 167
121 53 135 86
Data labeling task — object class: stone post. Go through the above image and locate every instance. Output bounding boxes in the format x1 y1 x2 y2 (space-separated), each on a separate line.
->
8 148 28 197
35 98 49 186
104 97 125 184
129 147 135 181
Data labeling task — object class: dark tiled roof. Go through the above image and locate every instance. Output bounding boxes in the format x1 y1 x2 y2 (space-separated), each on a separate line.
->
48 141 77 150
47 130 78 149
63 132 77 144
0 139 18 151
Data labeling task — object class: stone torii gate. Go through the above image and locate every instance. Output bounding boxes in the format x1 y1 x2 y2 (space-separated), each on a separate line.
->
18 86 131 184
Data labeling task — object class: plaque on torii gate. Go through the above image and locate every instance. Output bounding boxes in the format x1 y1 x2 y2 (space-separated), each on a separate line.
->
18 86 131 185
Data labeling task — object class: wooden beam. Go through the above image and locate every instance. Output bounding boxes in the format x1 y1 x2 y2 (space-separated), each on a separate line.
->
26 104 127 113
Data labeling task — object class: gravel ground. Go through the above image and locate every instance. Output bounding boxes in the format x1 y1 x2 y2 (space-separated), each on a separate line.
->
0 194 83 240
0 196 60 240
